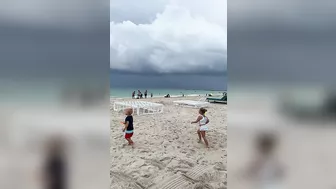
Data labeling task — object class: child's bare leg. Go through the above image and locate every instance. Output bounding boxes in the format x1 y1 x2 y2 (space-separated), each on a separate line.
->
201 131 209 148
197 129 202 142
126 138 132 145
128 139 134 148
129 138 134 145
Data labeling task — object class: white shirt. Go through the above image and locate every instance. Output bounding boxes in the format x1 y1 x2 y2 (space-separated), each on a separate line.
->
199 115 208 126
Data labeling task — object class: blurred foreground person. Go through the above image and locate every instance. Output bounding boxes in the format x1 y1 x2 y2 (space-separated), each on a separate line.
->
245 133 284 189
43 137 67 189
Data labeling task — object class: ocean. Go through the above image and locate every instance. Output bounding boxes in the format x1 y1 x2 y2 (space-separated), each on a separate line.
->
110 88 225 98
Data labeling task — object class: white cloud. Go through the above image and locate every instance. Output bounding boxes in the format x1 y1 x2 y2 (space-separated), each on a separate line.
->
110 1 227 73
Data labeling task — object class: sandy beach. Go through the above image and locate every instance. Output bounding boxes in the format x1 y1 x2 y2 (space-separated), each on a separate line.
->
110 96 227 189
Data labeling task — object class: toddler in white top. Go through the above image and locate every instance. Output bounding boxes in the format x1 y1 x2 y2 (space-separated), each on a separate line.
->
191 108 210 148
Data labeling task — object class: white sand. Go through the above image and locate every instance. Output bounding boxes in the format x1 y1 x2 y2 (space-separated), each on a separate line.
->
110 96 227 189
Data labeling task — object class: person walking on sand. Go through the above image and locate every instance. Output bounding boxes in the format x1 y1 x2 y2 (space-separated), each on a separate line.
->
132 91 135 99
137 90 141 99
191 108 210 148
144 90 148 98
121 108 134 147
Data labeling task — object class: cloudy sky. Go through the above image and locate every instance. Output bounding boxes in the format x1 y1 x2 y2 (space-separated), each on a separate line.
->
110 0 227 75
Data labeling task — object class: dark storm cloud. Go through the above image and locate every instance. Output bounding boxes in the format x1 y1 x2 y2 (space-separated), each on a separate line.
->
110 70 227 90
229 0 336 84
0 0 109 79
110 0 167 24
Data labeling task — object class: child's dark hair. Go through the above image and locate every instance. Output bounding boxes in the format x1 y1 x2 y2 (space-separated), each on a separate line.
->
199 108 207 114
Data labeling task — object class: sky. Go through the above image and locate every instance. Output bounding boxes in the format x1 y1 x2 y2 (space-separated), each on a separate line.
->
0 0 335 90
110 0 227 90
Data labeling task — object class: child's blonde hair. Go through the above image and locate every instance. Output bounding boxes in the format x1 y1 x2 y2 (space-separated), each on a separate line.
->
124 108 133 115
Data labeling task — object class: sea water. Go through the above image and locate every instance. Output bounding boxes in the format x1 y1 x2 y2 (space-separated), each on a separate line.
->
110 88 225 98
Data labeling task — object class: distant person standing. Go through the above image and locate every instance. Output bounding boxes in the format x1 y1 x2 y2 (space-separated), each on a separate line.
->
151 93 153 98
137 90 141 99
132 91 135 99
144 90 148 98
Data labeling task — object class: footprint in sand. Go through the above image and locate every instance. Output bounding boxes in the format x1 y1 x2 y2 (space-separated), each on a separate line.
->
110 171 145 189
213 162 227 171
138 148 151 153
145 159 166 170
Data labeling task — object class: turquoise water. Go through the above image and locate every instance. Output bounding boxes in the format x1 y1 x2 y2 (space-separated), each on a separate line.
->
110 88 225 98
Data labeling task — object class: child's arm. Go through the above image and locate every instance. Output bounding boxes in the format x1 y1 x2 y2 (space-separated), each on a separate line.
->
122 121 129 132
191 116 202 124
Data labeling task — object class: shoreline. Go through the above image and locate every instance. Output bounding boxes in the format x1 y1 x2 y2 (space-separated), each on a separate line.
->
110 89 226 100
110 94 204 100
110 93 224 100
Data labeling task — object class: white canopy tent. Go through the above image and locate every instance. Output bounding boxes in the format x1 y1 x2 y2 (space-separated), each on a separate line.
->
113 101 164 115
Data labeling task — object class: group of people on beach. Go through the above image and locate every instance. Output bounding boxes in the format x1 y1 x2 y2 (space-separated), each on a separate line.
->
132 90 153 99
120 107 210 148
132 90 188 99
